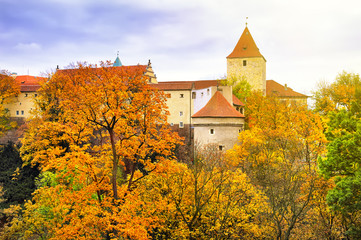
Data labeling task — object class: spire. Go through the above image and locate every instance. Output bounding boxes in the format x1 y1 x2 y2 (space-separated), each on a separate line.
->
113 51 122 67
227 24 264 59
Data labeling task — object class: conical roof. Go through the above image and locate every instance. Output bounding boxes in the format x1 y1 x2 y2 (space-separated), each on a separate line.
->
192 91 244 118
113 56 122 67
227 26 264 59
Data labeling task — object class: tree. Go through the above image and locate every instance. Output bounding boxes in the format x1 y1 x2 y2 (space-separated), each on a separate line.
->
3 61 181 239
0 71 20 135
0 142 39 209
314 71 361 239
319 108 361 239
220 74 252 103
140 145 271 239
229 93 327 240
313 71 361 115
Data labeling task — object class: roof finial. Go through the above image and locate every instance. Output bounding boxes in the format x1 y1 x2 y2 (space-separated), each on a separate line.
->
246 17 248 27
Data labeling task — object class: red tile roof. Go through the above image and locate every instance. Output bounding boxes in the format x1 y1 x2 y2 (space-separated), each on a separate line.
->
227 26 264 59
266 80 308 98
232 94 244 106
193 80 219 90
192 91 244 118
153 82 193 90
155 80 220 90
15 75 45 92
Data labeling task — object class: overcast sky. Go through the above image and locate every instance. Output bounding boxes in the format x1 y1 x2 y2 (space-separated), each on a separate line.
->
1 0 361 95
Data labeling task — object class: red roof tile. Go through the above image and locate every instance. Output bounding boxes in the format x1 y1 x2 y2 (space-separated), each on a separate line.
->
153 82 193 90
15 75 45 92
156 80 221 90
232 94 244 106
193 80 219 90
192 91 244 118
227 26 264 59
266 80 308 98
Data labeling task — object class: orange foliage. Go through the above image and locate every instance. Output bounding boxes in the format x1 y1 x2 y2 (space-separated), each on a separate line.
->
9 61 181 239
229 93 328 240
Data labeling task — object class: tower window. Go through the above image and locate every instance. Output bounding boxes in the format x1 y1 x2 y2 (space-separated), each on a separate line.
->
243 60 247 66
210 129 214 135
180 94 184 98
180 111 183 116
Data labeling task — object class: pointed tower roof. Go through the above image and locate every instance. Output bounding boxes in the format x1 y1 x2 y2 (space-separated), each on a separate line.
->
227 26 265 59
192 91 244 118
113 52 122 67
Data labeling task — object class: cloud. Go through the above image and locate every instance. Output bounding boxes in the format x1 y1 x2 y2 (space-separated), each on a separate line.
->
14 42 42 51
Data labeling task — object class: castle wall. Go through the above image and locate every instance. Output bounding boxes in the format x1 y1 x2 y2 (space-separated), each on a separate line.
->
3 92 37 118
227 57 266 94
192 117 244 151
163 90 192 126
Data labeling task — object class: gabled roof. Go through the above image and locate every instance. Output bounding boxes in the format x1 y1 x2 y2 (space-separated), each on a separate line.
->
15 75 45 92
192 91 244 118
266 80 308 98
232 94 244 106
227 26 264 59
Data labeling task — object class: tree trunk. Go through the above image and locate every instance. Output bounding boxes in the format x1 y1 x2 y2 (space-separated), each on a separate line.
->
109 129 118 199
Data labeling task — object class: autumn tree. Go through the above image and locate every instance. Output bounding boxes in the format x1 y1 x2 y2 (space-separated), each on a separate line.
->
139 145 271 239
313 71 361 115
229 93 327 240
0 71 20 135
2 61 180 239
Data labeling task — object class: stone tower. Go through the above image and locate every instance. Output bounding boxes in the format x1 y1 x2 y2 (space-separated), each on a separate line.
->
227 26 266 94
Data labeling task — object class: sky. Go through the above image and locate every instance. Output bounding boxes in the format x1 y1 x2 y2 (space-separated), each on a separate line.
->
1 0 361 96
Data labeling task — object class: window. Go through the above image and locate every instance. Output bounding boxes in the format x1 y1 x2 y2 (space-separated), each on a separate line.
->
19 102 21 105
25 93 28 97
34 94 38 97
210 129 214 135
192 92 196 99
180 94 184 98
207 89 210 95
243 60 247 66
179 122 184 128
21 110 24 115
16 111 19 115
180 111 183 117
170 123 174 126
219 145 224 151
201 92 204 97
